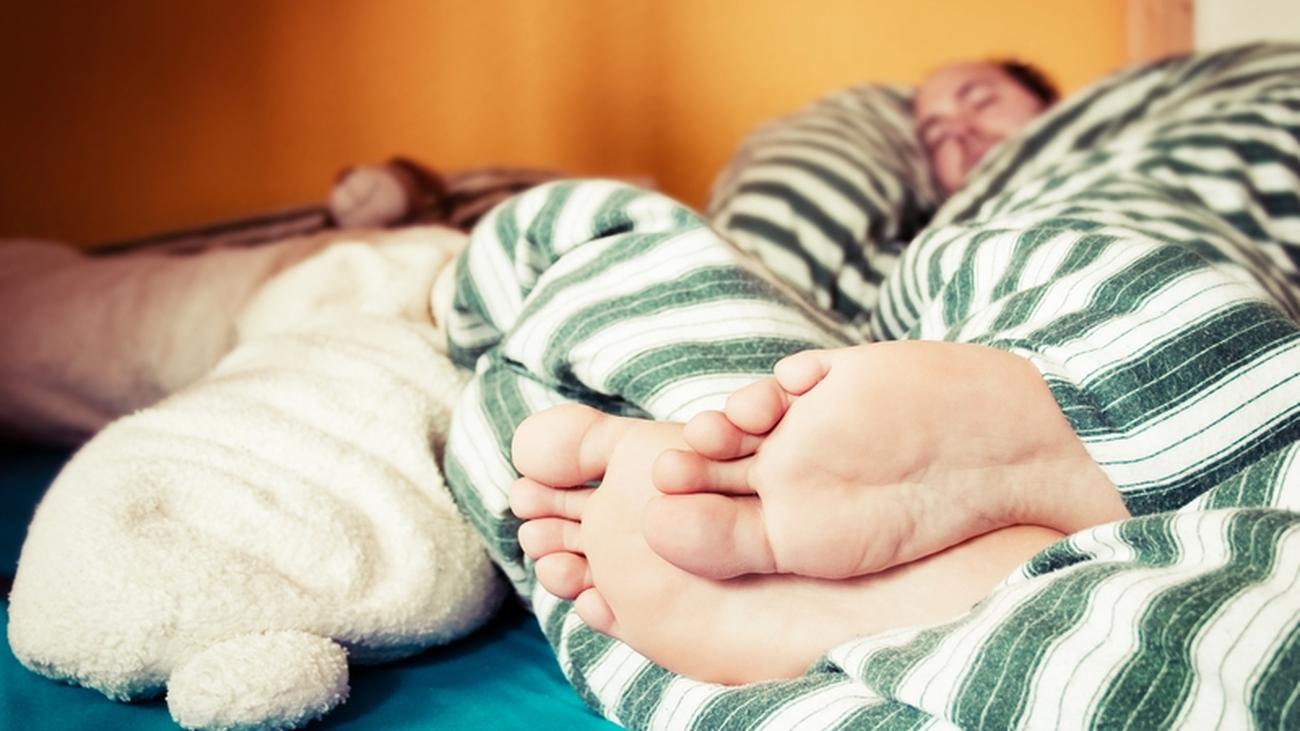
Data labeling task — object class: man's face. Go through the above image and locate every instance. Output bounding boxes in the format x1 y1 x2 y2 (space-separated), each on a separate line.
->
915 63 1046 194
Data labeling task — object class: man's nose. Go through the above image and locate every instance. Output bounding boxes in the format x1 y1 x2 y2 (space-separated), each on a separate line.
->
951 120 975 144
950 112 976 138
955 113 995 144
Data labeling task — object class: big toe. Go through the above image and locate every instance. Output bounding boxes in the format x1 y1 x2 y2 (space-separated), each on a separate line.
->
643 494 776 579
512 404 635 485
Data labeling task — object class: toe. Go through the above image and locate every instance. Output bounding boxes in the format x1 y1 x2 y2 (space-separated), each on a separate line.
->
509 477 593 520
682 410 764 459
512 404 634 485
651 449 754 496
643 494 777 579
518 517 583 558
723 378 791 435
574 588 619 636
534 552 592 600
773 349 834 395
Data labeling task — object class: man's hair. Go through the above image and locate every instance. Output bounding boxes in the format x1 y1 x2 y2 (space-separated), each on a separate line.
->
997 60 1060 106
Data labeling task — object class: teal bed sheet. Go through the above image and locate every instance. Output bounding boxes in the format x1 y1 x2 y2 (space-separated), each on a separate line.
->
0 444 616 730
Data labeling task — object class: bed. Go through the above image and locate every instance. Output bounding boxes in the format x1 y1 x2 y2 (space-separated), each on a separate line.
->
5 42 1300 731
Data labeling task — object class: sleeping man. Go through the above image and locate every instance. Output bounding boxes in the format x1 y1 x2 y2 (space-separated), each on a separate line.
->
442 45 1300 726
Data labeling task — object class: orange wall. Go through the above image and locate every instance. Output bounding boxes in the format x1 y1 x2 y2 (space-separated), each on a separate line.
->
0 0 1125 247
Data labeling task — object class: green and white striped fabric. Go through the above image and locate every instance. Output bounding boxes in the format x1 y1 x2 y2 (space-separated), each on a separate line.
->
443 43 1300 730
707 84 941 331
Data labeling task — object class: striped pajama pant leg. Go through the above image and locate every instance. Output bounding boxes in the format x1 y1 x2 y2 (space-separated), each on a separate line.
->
843 189 1300 728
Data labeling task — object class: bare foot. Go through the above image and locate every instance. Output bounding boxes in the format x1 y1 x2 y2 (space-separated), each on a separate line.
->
645 341 1130 580
511 403 1066 685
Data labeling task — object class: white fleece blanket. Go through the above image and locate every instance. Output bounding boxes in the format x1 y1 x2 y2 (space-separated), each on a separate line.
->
3 227 505 730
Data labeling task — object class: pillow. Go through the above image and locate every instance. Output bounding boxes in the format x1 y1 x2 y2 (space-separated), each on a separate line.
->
707 84 941 328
